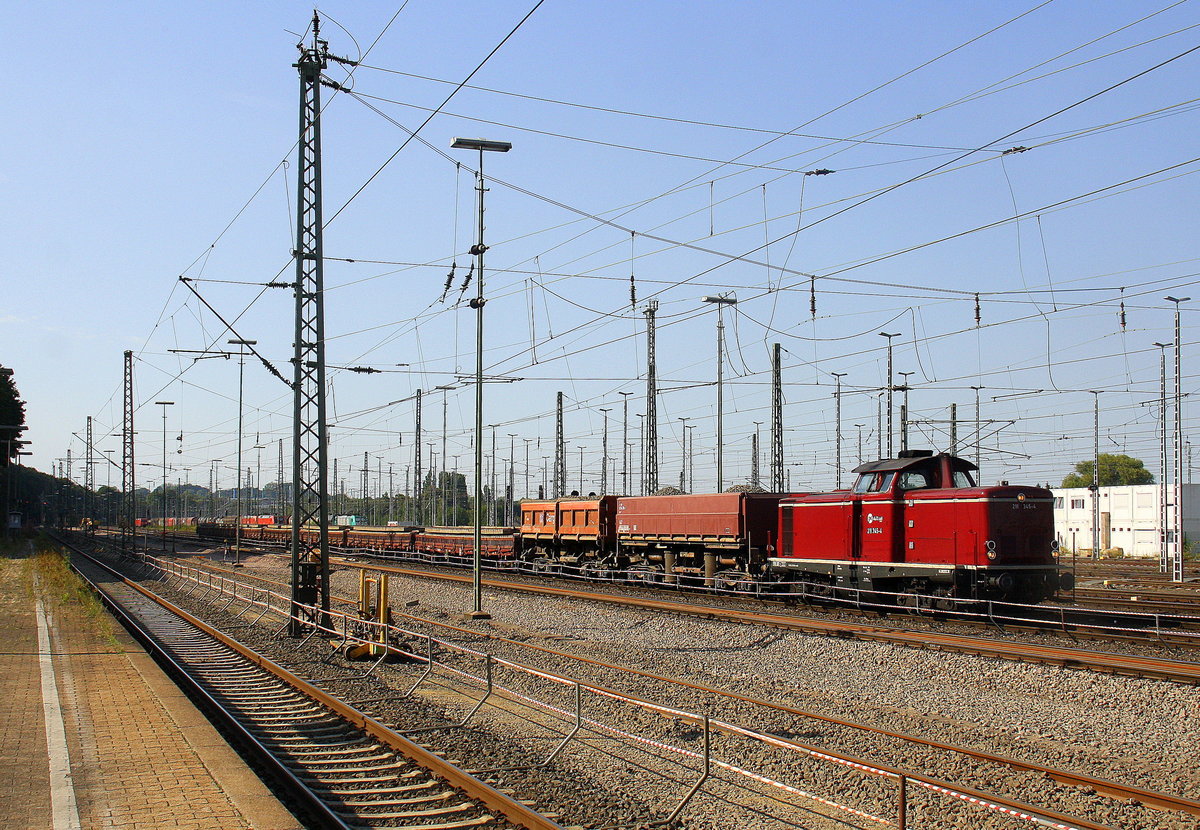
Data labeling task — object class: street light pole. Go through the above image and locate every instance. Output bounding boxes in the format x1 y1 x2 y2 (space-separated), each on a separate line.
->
702 295 738 490
154 401 174 551
452 135 510 620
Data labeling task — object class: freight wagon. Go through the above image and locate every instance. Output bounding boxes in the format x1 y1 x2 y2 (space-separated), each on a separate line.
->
616 492 783 588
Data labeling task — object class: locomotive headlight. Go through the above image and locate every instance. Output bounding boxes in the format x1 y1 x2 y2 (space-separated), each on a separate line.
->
1017 492 1026 502
985 539 998 560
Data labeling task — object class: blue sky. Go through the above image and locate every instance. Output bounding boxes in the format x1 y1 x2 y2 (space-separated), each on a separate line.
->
4 0 1198 496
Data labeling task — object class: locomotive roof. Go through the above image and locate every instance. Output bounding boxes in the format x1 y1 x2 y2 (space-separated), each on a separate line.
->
851 452 978 475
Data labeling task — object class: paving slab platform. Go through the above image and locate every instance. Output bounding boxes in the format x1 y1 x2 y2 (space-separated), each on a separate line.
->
0 552 302 830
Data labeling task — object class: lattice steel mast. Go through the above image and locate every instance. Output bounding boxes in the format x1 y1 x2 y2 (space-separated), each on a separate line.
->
277 438 285 517
644 301 659 493
84 416 94 523
554 391 565 497
122 350 135 555
414 389 422 523
771 343 783 492
290 14 332 635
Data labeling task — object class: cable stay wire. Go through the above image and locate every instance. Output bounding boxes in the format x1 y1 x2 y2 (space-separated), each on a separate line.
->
322 0 547 228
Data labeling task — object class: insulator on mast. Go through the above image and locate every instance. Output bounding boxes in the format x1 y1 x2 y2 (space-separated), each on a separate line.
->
629 232 637 309
459 261 474 297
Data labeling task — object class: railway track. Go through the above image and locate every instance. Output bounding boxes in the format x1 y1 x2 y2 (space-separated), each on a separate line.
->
59 538 563 830
110 528 1200 668
65 532 1200 828
110 525 1200 642
319 557 1200 685
130 544 1200 813
1067 587 1200 619
152 528 1200 652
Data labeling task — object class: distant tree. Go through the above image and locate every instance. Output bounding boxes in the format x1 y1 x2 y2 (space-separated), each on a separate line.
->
0 366 26 465
1062 453 1154 488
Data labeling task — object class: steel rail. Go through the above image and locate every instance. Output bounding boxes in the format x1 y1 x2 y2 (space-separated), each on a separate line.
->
55 536 564 830
411 615 1200 818
176 528 1200 650
139 528 1200 647
331 560 1200 686
91 532 1200 812
61 549 355 830
145 533 1200 680
301 563 1200 818
140 549 1121 830
119 530 1200 672
133 545 1200 818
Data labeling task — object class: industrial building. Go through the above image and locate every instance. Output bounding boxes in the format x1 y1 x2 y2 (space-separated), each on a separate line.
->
1051 484 1199 558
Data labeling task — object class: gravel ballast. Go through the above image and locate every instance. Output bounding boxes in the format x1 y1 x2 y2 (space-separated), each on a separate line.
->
129 547 1200 829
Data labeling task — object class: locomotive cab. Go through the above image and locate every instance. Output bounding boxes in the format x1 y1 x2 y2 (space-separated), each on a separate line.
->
851 451 975 495
772 450 1065 604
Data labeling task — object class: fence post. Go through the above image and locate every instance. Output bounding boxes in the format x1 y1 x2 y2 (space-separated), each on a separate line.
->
898 774 907 830
406 634 436 696
665 715 710 824
543 682 584 766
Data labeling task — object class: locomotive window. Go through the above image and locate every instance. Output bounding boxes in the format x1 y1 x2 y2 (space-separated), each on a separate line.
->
898 471 930 490
952 470 976 488
853 472 896 493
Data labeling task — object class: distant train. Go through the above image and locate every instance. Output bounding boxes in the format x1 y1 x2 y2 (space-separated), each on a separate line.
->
198 450 1069 604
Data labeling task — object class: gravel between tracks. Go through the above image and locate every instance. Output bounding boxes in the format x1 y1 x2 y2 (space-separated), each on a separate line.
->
150 549 1200 829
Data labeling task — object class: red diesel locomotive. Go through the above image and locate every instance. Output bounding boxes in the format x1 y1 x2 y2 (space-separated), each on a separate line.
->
772 450 1066 603
198 450 1068 604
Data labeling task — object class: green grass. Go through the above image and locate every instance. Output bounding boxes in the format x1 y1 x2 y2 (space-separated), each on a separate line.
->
21 537 121 649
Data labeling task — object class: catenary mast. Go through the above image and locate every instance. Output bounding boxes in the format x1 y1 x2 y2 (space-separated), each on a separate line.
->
289 13 336 635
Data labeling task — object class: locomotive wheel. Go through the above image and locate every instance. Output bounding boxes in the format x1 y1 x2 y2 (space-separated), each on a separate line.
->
793 578 834 604
932 587 957 612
